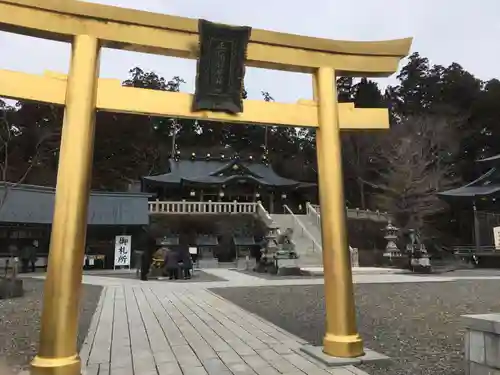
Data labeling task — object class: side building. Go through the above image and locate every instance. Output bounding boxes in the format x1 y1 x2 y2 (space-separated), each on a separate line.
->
0 183 151 270
438 154 500 262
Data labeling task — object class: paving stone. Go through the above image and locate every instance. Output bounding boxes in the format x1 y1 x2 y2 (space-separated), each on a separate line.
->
255 349 300 373
109 365 134 375
80 289 106 366
172 344 202 367
180 365 209 375
82 364 99 375
202 357 232 375
109 354 132 369
88 289 115 365
218 349 245 365
272 344 295 354
251 366 281 375
343 366 371 375
328 367 367 375
174 295 231 351
241 354 270 370
157 362 183 375
154 351 176 364
227 362 258 375
232 345 257 356
133 358 158 373
283 352 324 372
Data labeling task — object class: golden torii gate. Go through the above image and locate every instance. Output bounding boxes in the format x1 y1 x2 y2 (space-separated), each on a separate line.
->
0 1 411 374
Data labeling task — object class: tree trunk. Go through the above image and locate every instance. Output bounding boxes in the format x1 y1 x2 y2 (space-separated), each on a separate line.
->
358 180 366 209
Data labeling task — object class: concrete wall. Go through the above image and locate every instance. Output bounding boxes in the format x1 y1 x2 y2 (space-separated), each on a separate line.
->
462 313 500 374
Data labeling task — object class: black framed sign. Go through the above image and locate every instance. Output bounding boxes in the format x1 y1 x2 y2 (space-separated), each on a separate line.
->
193 19 251 114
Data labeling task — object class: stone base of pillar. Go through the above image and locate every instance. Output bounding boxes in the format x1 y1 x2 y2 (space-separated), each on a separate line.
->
300 344 390 366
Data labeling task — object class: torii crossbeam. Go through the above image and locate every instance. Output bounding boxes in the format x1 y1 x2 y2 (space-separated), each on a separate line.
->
0 1 412 374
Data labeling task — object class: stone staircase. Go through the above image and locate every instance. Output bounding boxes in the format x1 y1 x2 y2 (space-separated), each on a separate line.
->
270 213 324 266
270 205 363 267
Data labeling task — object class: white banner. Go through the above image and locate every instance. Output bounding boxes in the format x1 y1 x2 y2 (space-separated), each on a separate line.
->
494 227 500 250
114 235 132 267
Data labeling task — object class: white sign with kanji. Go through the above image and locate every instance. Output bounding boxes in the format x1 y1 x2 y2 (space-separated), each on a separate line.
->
494 227 500 250
114 235 132 267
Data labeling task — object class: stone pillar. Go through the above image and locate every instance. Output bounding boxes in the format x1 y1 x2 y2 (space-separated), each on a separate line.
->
462 313 500 374
350 248 359 268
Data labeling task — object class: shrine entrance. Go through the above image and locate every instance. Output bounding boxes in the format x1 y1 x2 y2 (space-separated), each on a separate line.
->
0 1 411 374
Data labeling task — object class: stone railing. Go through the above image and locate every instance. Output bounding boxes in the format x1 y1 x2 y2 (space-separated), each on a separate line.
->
306 203 322 230
283 204 321 253
148 200 257 214
302 203 359 266
307 203 391 222
462 313 500 374
256 201 275 229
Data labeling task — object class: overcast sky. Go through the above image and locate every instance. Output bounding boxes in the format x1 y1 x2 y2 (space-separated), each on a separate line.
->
1 0 499 103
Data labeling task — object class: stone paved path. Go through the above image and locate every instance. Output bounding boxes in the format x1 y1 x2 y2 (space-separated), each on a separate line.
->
80 283 365 374
30 268 500 375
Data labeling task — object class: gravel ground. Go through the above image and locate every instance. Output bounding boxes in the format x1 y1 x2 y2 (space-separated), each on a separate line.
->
212 279 500 375
426 268 500 277
93 270 226 282
0 278 102 372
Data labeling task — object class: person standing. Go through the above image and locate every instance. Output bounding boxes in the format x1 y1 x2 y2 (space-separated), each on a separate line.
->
30 240 39 273
164 248 179 280
180 248 193 280
20 242 33 273
140 250 148 281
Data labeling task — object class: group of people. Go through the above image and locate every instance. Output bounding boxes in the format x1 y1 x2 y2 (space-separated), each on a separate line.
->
163 247 193 280
140 246 193 281
6 241 39 274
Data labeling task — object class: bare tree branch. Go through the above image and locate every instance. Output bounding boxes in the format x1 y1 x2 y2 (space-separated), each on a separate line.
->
0 103 60 210
368 114 462 235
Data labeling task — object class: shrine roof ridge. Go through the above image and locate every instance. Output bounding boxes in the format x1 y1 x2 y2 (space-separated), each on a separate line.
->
172 152 268 163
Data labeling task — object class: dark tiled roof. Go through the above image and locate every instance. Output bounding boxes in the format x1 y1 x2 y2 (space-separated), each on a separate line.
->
143 159 302 187
438 168 500 198
196 235 218 246
477 154 500 164
233 236 256 245
0 183 150 225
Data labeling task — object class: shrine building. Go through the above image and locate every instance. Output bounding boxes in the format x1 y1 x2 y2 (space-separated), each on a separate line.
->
140 152 316 214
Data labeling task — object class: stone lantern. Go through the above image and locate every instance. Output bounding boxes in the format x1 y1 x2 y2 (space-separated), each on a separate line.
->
383 220 401 259
407 229 431 272
254 223 280 274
